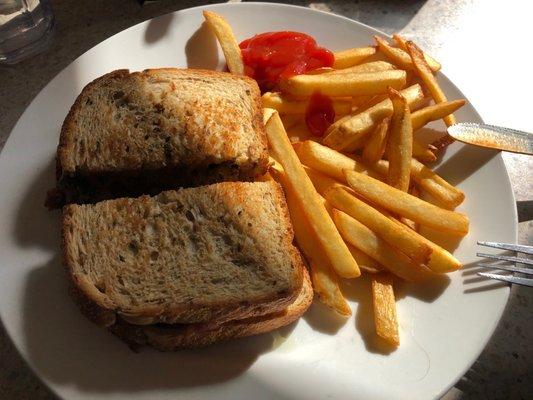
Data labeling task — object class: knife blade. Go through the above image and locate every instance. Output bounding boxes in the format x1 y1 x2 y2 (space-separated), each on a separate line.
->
447 122 533 155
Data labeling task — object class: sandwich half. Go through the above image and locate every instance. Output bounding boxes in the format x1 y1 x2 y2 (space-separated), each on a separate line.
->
49 68 269 207
62 181 310 348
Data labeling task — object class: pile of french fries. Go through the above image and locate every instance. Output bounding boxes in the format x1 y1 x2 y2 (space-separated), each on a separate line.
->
204 11 469 348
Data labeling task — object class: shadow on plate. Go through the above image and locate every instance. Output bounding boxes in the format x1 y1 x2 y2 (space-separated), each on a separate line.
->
144 13 175 44
460 258 511 293
435 144 497 186
15 156 59 251
185 21 219 69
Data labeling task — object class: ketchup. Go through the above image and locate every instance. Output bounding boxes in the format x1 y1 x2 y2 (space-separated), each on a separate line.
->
305 92 335 136
239 31 334 91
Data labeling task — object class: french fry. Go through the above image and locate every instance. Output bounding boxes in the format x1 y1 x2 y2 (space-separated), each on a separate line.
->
392 33 441 72
375 35 440 73
203 11 244 75
348 245 383 274
387 88 413 192
411 100 466 131
323 84 425 151
262 92 352 115
360 157 465 209
294 140 374 182
350 94 380 110
272 170 351 316
406 41 455 127
431 134 456 150
304 166 341 195
280 114 302 131
325 61 395 75
266 112 360 278
388 215 462 272
278 70 407 97
400 186 419 231
287 121 313 143
310 261 351 316
371 273 400 347
409 158 465 208
263 107 276 125
307 67 334 75
325 185 432 264
333 46 377 69
362 117 389 164
333 209 432 281
412 139 437 162
344 170 469 236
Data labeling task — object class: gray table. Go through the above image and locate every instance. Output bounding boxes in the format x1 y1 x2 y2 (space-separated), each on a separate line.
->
0 1 531 399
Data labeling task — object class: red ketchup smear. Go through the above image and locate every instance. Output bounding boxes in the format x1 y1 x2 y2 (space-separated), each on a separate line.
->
239 31 334 91
305 92 335 136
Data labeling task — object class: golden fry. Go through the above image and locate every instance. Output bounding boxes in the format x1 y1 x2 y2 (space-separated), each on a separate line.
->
326 61 395 75
411 100 466 131
262 92 352 115
344 170 469 235
406 41 455 127
263 107 276 125
280 114 302 131
278 70 407 97
203 11 244 75
375 35 440 73
362 117 389 164
333 209 431 281
294 140 374 182
400 186 419 231
348 245 383 274
287 121 313 143
304 166 341 195
323 84 425 151
412 139 437 162
361 157 465 209
274 170 351 316
333 46 377 69
266 112 360 278
372 273 400 347
387 88 413 192
410 158 465 209
392 33 441 71
388 216 462 272
325 185 432 264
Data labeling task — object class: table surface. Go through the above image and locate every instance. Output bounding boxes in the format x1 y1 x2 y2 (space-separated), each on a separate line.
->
0 1 531 399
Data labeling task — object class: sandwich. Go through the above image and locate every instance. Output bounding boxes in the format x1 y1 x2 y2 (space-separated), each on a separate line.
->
48 68 269 207
62 181 312 349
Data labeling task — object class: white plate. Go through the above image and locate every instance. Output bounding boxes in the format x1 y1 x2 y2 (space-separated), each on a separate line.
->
0 3 517 400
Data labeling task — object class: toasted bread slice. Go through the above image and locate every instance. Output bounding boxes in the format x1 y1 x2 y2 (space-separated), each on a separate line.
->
51 68 268 207
62 181 304 327
109 268 313 351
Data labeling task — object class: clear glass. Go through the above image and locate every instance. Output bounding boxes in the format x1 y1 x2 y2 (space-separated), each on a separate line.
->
0 0 54 64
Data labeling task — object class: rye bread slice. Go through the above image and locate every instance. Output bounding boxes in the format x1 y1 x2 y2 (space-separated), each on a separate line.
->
62 181 304 327
109 268 313 351
49 68 268 207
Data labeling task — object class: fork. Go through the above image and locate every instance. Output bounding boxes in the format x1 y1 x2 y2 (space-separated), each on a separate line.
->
476 241 533 287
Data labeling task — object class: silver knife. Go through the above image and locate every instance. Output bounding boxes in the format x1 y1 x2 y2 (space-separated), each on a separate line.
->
447 122 533 155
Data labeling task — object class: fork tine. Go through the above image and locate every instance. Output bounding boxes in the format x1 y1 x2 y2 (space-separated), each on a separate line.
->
477 241 533 256
477 272 533 287
477 263 533 275
476 253 533 266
